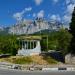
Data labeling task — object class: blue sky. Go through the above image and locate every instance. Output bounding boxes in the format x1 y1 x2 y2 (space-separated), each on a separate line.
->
0 0 75 27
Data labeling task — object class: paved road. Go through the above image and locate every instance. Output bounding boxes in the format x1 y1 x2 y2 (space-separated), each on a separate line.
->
0 69 75 75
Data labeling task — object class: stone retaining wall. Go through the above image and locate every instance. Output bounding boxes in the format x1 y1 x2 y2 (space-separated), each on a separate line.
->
65 54 75 64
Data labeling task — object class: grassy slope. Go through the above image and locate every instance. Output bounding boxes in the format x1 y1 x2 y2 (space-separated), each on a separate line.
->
0 55 58 65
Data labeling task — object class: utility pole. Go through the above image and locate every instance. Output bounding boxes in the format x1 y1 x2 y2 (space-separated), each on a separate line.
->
38 18 41 36
47 35 48 51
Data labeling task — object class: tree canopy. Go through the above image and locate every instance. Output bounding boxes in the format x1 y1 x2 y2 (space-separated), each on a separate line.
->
41 28 72 55
0 35 19 55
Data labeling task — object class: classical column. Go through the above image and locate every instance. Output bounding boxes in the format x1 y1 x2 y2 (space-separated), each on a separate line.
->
22 40 23 48
27 40 28 49
30 41 31 49
19 40 20 48
33 40 34 49
24 40 26 49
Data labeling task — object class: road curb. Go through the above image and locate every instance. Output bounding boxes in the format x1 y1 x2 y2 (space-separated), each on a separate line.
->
0 63 75 71
42 67 75 71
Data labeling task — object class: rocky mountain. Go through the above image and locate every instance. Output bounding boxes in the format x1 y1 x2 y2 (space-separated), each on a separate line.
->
9 18 63 35
0 27 4 31
0 27 10 35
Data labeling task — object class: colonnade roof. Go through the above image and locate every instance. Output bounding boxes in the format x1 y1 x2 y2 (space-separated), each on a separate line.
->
17 35 42 40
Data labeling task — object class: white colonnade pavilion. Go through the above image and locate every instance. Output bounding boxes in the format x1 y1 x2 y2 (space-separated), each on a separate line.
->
17 36 41 56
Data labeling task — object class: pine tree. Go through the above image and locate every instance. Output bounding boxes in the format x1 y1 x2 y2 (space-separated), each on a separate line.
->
69 7 75 54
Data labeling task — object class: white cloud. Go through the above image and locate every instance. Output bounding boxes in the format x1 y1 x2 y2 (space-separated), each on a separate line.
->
13 7 32 21
37 10 44 18
63 0 75 24
66 0 70 5
66 0 75 5
34 0 43 5
63 15 71 23
13 12 23 21
63 1 75 23
66 4 75 14
65 0 75 14
25 7 32 11
56 15 61 21
52 0 59 3
50 15 56 20
33 13 36 17
50 14 61 21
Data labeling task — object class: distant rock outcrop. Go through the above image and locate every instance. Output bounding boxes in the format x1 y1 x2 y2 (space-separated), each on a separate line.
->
9 18 63 35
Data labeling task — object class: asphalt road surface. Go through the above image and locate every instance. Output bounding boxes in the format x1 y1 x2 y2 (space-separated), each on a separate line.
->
0 69 75 75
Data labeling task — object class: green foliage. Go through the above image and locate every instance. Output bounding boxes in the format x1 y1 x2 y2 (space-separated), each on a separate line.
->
0 28 72 55
41 28 72 55
0 35 19 55
57 29 72 54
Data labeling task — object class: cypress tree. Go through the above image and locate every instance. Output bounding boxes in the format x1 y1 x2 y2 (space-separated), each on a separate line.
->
69 7 75 54
70 7 75 36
